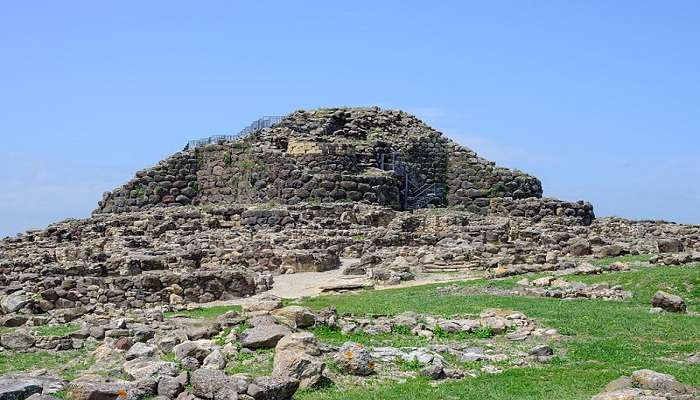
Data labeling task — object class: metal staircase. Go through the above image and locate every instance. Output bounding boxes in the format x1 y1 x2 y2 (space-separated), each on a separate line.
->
377 152 444 210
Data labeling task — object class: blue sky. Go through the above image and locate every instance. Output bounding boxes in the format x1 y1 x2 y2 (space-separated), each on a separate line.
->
1 1 699 237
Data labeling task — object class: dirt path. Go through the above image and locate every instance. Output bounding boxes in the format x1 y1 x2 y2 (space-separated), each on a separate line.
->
210 258 484 307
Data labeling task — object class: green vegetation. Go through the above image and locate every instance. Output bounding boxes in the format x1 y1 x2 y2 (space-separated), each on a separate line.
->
231 141 250 150
309 325 428 348
34 323 80 337
52 391 69 400
0 348 93 380
225 348 274 376
297 263 700 400
238 160 256 173
224 152 233 167
395 357 423 372
133 187 145 198
164 304 241 319
574 264 699 309
351 234 366 241
489 183 507 196
215 327 233 346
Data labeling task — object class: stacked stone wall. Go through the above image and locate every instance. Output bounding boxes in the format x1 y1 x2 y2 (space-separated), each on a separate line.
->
95 107 580 219
97 152 199 213
446 145 543 211
488 197 595 225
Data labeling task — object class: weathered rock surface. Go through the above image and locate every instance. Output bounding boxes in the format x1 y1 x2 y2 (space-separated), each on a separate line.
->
0 377 42 400
592 370 698 399
190 369 238 400
651 291 687 313
67 375 144 400
334 342 374 376
240 325 292 349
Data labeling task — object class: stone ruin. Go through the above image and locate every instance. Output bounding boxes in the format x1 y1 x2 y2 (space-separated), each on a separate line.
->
1 106 698 317
95 107 589 221
2 107 700 400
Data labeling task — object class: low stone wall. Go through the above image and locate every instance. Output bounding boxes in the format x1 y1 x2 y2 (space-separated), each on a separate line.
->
488 197 595 225
0 266 262 315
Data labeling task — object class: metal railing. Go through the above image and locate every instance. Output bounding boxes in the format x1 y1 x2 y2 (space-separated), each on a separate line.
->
377 152 444 210
185 115 284 150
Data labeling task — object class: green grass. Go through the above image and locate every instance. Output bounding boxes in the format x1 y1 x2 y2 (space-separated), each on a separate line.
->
395 358 423 372
215 327 233 346
164 304 241 319
573 264 699 310
161 352 177 363
52 391 69 400
309 322 498 348
297 264 700 400
225 348 274 376
309 325 429 348
0 348 94 380
34 323 80 337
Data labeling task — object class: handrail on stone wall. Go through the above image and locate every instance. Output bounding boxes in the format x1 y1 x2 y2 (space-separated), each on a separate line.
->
185 116 284 150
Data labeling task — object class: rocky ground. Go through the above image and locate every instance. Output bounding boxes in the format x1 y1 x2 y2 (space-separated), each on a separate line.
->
0 200 699 400
0 252 697 400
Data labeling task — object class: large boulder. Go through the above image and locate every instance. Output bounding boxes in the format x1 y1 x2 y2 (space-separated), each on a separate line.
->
273 333 325 389
272 351 324 389
0 377 42 400
0 293 30 314
66 375 145 400
0 332 35 350
271 307 315 329
241 295 283 313
333 342 374 376
657 239 684 253
631 369 686 393
122 359 178 381
190 369 238 400
274 332 321 356
156 372 187 399
124 343 157 361
566 239 591 256
173 340 217 362
240 325 292 349
592 369 696 400
651 291 687 313
246 376 298 400
202 349 227 370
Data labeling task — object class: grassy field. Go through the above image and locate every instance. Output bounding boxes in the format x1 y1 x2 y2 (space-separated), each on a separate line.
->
0 348 94 380
295 261 700 400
